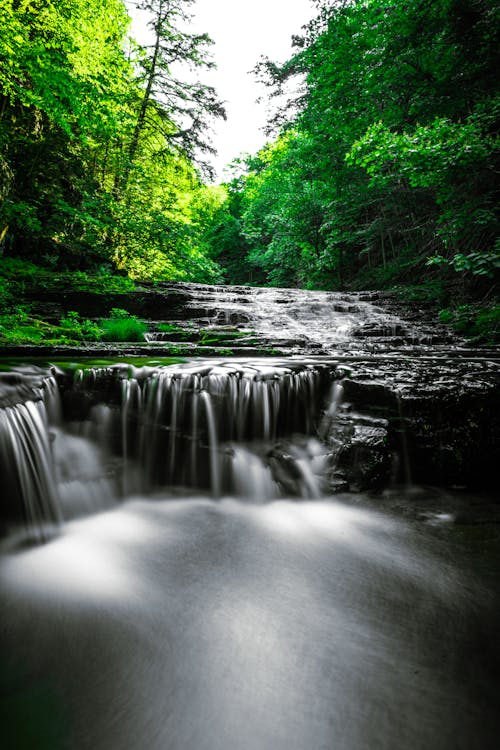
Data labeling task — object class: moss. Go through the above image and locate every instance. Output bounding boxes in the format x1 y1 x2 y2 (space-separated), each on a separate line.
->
0 308 101 345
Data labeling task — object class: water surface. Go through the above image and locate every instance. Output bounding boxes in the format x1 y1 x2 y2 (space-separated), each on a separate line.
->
1 491 499 750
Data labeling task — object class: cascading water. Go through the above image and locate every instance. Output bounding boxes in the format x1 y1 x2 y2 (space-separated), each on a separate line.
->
1 285 499 750
0 373 62 541
111 359 330 497
0 360 337 539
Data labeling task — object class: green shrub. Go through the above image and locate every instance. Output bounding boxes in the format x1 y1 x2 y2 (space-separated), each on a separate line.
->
439 304 500 344
0 278 13 312
55 270 135 293
59 311 102 341
394 280 447 306
427 251 500 279
100 309 147 342
0 307 103 345
0 306 48 344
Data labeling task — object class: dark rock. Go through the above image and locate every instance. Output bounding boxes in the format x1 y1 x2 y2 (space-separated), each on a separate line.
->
324 410 391 491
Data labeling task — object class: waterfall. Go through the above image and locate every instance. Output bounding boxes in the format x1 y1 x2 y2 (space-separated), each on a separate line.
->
318 381 344 440
230 447 278 500
0 376 61 541
98 361 332 497
0 361 339 538
3 282 490 543
201 390 220 497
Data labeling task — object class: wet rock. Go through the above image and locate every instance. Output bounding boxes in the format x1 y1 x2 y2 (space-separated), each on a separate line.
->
214 311 251 325
353 323 409 338
27 287 188 319
400 386 500 487
268 450 303 495
328 472 350 493
334 358 500 490
342 378 396 411
0 371 47 407
338 424 391 491
3 281 499 494
323 408 391 492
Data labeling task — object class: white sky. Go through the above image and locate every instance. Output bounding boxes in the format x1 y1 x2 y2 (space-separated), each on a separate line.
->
127 0 314 181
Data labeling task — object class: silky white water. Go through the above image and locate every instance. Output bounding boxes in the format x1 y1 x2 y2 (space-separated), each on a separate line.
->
1 491 499 750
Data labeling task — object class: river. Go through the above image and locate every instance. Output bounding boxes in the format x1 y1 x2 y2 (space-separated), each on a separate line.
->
0 284 499 749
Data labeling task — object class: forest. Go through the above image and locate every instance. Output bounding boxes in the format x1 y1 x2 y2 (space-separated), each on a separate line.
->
0 0 498 345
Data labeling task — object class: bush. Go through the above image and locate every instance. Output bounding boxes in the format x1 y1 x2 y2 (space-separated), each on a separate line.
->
0 308 102 345
0 257 135 296
439 304 500 344
100 309 147 342
157 322 185 334
59 311 102 341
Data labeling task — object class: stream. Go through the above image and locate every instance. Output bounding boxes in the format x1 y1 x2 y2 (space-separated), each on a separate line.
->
1 284 499 750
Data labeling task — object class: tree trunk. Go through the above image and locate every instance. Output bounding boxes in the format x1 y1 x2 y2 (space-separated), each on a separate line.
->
120 16 162 194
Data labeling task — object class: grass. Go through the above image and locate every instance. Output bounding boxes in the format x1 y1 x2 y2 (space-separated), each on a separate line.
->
157 322 190 335
0 258 145 345
100 309 147 342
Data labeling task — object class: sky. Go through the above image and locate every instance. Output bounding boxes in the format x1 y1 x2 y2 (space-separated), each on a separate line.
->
127 0 314 180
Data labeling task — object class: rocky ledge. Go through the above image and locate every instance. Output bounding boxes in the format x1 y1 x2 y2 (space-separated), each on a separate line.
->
2 282 499 495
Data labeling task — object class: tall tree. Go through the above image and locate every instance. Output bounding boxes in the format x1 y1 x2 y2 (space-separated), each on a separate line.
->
0 0 132 259
122 0 225 190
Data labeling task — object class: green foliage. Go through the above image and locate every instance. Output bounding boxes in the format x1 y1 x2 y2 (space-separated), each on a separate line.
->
157 322 187 334
100 309 147 342
347 118 493 192
209 0 499 299
0 307 47 345
394 280 447 307
439 304 500 344
59 311 102 341
1 0 498 306
0 307 101 345
0 302 150 345
427 251 500 278
0 258 135 313
123 0 225 186
110 158 224 282
0 0 224 283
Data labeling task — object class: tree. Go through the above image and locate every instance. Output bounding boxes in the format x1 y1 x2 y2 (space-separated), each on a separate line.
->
0 0 132 260
122 0 226 190
212 0 499 293
0 0 225 281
